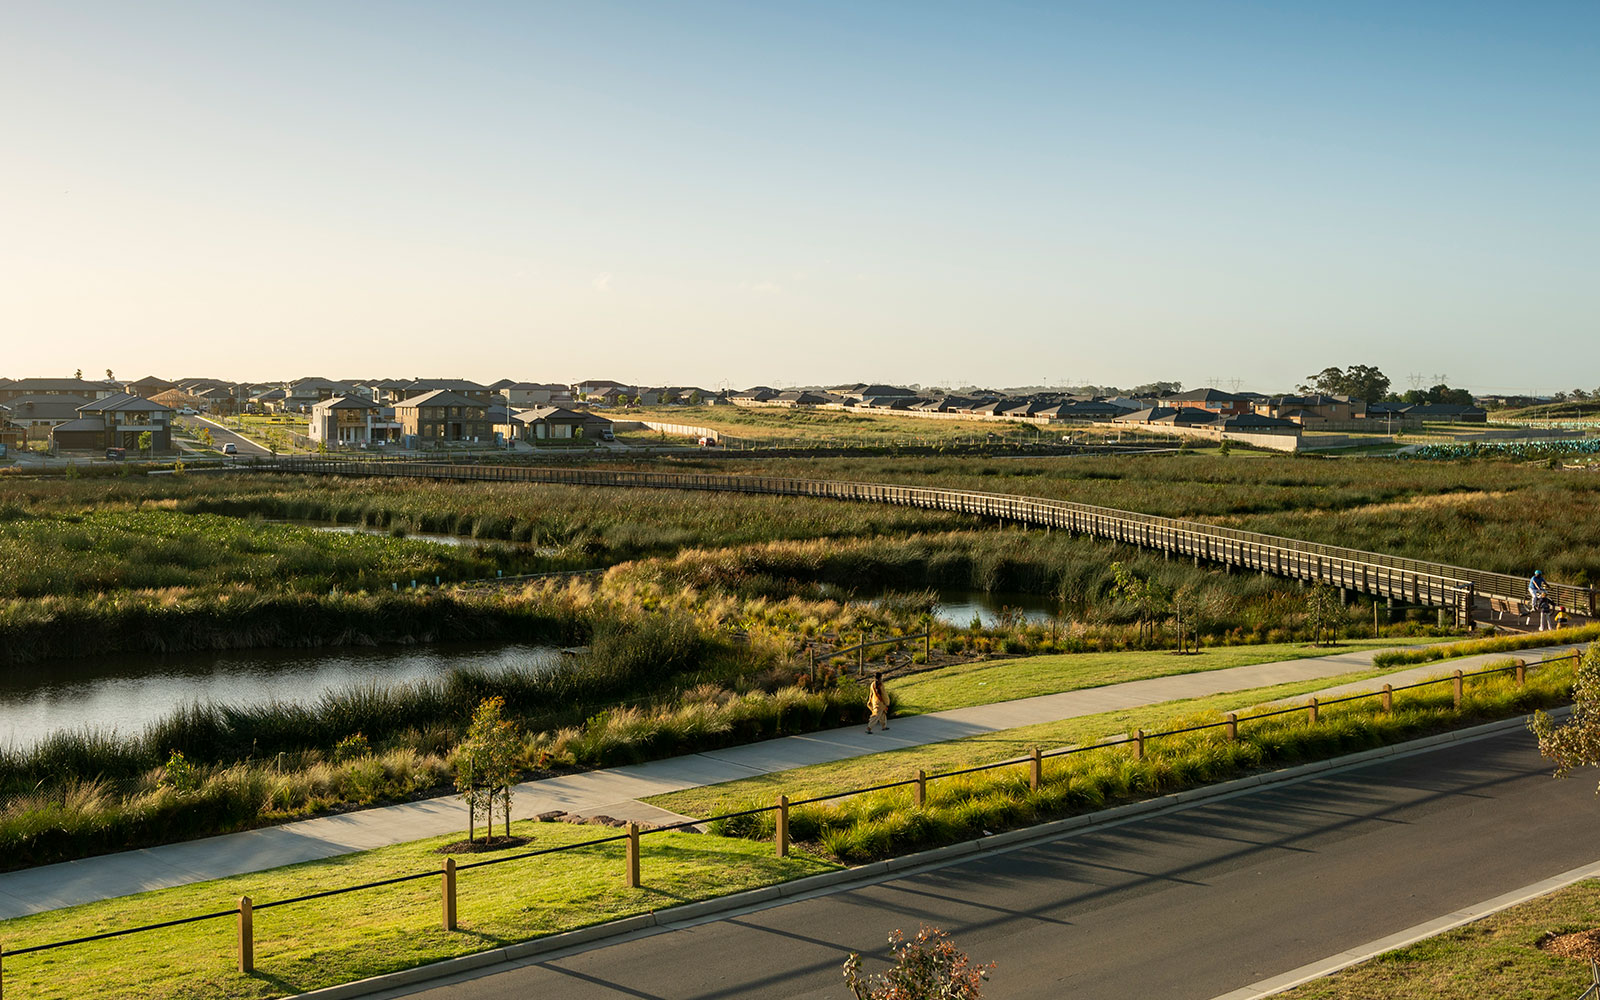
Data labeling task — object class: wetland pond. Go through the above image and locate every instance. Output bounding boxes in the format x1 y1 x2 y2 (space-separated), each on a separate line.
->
1 642 561 749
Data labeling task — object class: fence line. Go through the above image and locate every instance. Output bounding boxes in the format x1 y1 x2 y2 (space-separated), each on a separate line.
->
246 458 1597 618
0 651 1578 988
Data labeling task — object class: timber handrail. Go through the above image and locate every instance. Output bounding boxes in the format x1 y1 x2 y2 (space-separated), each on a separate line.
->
246 458 1594 616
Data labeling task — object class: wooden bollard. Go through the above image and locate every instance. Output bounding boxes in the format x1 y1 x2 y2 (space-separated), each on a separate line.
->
625 823 640 888
1134 730 1145 760
1515 660 1526 687
776 795 789 859
238 895 253 974
1382 684 1393 713
1030 747 1042 791
1453 670 1463 709
1225 713 1237 741
442 858 457 931
915 769 926 808
1308 698 1319 725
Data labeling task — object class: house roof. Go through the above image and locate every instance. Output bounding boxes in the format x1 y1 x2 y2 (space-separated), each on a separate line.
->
516 406 591 423
79 393 173 414
49 417 107 434
394 389 486 409
1218 413 1298 429
852 384 915 397
403 379 490 393
3 378 117 393
4 395 93 419
312 395 380 411
1166 388 1242 403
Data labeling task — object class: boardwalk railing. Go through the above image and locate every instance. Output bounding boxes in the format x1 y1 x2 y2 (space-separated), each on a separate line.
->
249 459 1596 619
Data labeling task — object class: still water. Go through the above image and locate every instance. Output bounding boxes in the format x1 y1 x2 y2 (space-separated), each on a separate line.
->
931 590 1062 627
0 643 560 749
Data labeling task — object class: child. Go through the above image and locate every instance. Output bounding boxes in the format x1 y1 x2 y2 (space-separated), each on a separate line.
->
1555 605 1570 630
866 672 890 733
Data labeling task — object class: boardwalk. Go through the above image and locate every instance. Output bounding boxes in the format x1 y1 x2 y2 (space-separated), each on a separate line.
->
250 458 1597 623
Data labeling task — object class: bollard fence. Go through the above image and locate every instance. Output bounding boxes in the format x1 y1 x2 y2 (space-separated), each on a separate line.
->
238 896 253 974
1453 670 1464 709
0 651 1580 994
441 859 456 931
1516 660 1526 687
1308 698 1319 725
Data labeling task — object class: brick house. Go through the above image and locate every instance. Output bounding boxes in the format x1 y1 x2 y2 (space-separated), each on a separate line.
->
50 394 174 452
394 390 491 443
309 396 385 446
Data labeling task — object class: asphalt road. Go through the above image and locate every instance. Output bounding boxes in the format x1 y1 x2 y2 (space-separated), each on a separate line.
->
392 728 1596 1000
187 416 271 456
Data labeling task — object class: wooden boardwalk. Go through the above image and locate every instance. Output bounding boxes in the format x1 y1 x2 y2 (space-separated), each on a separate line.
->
251 458 1596 624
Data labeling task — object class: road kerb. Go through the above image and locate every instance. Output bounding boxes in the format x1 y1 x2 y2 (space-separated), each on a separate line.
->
1206 852 1600 1000
288 710 1557 1000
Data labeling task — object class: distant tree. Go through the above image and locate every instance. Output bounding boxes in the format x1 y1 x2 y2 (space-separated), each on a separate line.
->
73 368 83 380
105 368 115 383
843 927 992 1000
1130 381 1182 397
1532 646 1600 789
687 391 702 406
1301 365 1390 403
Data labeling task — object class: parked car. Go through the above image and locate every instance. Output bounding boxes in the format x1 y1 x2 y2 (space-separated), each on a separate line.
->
599 427 615 442
105 447 126 461
222 443 237 455
698 436 720 447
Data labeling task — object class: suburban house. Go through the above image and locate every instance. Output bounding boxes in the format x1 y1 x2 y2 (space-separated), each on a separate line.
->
123 376 176 398
574 379 635 400
774 390 834 407
1161 388 1255 416
509 406 602 442
730 387 780 405
50 394 174 453
393 390 491 444
308 396 387 446
0 378 118 406
1404 403 1488 423
283 378 365 412
836 384 917 402
398 379 493 404
2 395 94 439
249 387 289 412
1254 394 1365 423
500 382 574 408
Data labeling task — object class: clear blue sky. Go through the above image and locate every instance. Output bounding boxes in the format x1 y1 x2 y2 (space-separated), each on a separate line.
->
2 1 1594 392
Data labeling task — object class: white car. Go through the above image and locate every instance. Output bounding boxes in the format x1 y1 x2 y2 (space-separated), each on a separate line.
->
222 443 237 455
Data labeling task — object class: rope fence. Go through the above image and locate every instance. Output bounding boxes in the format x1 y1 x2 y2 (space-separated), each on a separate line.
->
0 649 1579 990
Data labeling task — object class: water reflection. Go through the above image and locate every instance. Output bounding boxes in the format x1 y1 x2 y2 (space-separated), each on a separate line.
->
0 643 559 748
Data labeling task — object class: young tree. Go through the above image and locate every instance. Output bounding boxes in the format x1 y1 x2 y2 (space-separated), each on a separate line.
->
1305 584 1342 646
844 927 992 1000
105 368 115 382
74 368 83 380
137 430 152 458
687 390 702 406
1111 561 1170 644
456 696 523 842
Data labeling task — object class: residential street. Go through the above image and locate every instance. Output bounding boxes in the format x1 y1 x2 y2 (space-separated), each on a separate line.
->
389 727 1595 1000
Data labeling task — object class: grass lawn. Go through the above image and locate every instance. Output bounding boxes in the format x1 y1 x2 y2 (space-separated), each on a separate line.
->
888 637 1414 715
0 821 836 1000
1278 879 1600 999
646 668 1385 818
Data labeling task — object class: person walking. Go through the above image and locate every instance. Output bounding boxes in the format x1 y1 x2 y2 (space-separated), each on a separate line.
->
866 671 891 733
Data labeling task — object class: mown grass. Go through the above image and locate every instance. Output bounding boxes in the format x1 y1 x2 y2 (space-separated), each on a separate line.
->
887 637 1412 715
0 819 837 1000
646 668 1390 818
685 655 1576 863
1277 879 1600 999
1370 624 1598 668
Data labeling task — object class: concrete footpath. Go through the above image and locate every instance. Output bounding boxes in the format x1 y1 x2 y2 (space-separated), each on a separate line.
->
0 641 1581 920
